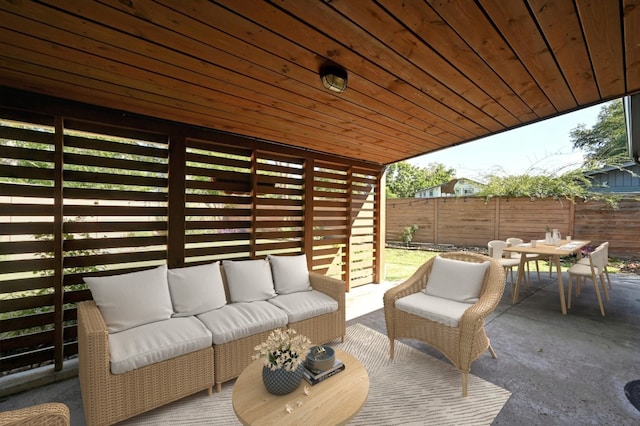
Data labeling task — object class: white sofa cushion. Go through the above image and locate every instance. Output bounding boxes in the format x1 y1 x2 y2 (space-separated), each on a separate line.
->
423 256 489 303
268 290 338 323
197 301 288 345
168 262 227 317
85 265 173 333
222 259 276 302
108 316 213 374
396 292 473 328
267 254 312 294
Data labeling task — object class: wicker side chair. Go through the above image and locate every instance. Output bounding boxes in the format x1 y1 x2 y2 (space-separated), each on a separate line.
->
0 402 70 426
384 251 506 397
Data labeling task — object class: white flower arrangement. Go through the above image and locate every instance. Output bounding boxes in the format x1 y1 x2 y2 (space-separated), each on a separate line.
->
253 328 311 371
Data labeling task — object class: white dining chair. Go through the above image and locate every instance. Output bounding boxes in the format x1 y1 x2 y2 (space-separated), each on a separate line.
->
506 237 541 285
577 241 611 291
488 240 520 296
567 243 609 316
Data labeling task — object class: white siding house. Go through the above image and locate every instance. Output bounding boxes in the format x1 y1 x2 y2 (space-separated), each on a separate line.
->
415 178 484 198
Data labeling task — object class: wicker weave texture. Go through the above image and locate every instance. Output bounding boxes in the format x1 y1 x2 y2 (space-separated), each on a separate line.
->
77 301 215 426
213 271 346 391
384 252 506 396
0 403 70 426
290 272 346 344
77 268 346 421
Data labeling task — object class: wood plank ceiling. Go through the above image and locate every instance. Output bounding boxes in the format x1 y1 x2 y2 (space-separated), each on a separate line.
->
1 0 639 166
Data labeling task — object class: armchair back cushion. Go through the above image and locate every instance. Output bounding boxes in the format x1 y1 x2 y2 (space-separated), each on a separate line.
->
168 262 227 316
85 265 172 333
268 254 312 294
423 256 490 303
223 259 277 302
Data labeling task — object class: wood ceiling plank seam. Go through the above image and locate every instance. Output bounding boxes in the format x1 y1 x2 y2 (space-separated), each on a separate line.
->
180 3 480 146
53 0 450 154
0 45 356 150
0 38 404 163
575 0 626 98
478 0 578 112
0 66 392 165
0 7 430 155
268 0 503 133
216 0 489 137
623 0 640 91
32 1 451 157
122 2 452 142
527 0 601 105
426 0 557 118
12 2 432 161
377 0 538 124
329 0 520 129
103 0 458 151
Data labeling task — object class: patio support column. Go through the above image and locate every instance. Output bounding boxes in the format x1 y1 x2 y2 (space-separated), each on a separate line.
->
53 115 64 371
374 169 385 284
303 158 314 268
345 167 353 291
167 132 186 268
250 151 257 258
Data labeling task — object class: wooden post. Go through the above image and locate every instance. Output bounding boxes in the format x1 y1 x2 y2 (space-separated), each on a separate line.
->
167 132 186 268
53 116 64 371
374 169 386 284
304 158 314 268
344 167 353 291
494 198 501 240
434 198 439 244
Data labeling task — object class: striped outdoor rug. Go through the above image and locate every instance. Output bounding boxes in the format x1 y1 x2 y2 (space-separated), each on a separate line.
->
122 323 511 425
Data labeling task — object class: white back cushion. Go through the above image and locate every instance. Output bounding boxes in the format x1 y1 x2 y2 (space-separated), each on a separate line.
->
167 262 228 316
222 259 276 302
85 265 172 333
423 256 490 303
268 254 312 294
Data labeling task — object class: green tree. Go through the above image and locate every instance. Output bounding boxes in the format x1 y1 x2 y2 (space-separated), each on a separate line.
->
385 161 454 198
570 99 628 164
477 171 591 200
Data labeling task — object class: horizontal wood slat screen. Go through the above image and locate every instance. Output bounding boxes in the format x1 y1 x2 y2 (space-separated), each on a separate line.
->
0 113 58 373
1 99 383 378
386 197 639 258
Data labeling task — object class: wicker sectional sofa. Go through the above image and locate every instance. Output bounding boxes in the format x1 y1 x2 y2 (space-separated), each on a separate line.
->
77 255 346 426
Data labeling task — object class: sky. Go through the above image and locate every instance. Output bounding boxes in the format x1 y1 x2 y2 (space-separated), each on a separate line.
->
409 103 605 181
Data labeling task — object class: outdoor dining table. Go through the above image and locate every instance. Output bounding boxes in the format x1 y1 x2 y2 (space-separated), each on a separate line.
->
504 239 590 315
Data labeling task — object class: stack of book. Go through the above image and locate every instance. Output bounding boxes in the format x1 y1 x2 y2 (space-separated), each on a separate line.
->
302 358 345 385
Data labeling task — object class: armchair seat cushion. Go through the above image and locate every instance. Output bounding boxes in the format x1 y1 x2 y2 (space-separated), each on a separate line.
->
197 301 288 345
108 316 213 374
268 290 338 323
395 292 473 327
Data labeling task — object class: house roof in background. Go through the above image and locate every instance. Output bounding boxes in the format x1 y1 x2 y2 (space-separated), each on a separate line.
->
1 1 639 166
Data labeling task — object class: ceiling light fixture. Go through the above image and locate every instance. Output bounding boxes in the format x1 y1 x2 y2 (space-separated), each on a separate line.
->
320 65 348 93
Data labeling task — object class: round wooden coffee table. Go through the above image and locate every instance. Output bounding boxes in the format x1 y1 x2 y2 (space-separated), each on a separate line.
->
232 348 369 425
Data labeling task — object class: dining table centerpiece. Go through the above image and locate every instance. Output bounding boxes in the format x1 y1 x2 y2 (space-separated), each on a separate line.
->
253 328 311 395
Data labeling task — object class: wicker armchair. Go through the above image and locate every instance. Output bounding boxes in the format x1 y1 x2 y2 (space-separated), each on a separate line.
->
384 252 506 396
0 403 70 426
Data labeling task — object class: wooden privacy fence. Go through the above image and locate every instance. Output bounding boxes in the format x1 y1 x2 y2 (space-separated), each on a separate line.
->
387 197 640 258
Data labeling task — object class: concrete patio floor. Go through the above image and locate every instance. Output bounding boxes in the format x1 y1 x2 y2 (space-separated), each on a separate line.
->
1 271 639 425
